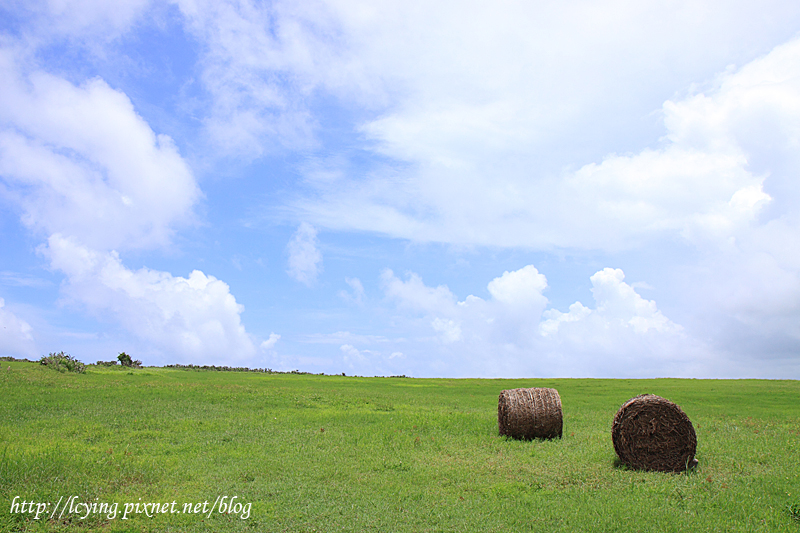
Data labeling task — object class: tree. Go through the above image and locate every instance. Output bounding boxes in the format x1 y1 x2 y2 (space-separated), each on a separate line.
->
117 352 142 368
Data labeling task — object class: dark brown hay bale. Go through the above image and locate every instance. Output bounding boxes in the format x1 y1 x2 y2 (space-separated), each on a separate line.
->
612 394 698 472
498 387 562 440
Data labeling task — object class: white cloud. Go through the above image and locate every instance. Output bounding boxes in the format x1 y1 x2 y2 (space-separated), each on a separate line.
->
338 277 365 304
282 31 800 373
297 48 782 250
286 25 800 254
286 222 322 285
173 0 338 156
539 268 680 341
0 48 201 251
0 271 52 289
381 269 458 314
260 332 280 351
295 331 406 373
172 0 800 160
487 265 548 310
346 277 365 301
589 268 679 334
0 45 253 364
338 343 390 369
300 331 394 345
145 0 800 374
18 0 153 44
539 302 591 337
0 298 37 358
382 265 550 346
44 235 256 365
380 265 698 377
430 317 461 344
340 343 365 365
3 0 799 377
676 219 800 362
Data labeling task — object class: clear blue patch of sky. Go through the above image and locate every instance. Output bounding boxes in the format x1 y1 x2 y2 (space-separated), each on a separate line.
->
0 2 33 37
0 204 57 306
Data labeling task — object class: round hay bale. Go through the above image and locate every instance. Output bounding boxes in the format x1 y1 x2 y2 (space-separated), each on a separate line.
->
498 387 562 440
612 394 698 472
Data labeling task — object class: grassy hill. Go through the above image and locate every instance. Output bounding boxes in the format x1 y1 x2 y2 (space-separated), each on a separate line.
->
1 361 798 531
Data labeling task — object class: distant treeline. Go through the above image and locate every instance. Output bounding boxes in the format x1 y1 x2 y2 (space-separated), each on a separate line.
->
2 356 408 377
164 364 408 378
165 364 310 374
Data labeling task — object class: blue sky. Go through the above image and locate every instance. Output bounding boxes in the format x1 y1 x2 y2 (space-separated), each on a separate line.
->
2 0 800 378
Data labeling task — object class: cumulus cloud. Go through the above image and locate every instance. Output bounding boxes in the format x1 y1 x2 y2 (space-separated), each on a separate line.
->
44 235 256 364
590 268 678 334
382 265 550 347
644 39 800 363
0 44 261 364
0 40 272 365
380 265 698 377
539 302 592 337
286 222 322 285
430 318 461 344
487 266 548 310
0 298 37 358
381 270 458 313
540 268 680 336
260 333 280 351
0 49 201 251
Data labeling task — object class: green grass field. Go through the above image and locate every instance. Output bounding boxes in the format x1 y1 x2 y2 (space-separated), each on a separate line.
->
1 361 798 532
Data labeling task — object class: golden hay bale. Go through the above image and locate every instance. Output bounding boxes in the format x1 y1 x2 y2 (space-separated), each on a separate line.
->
612 394 698 472
498 387 562 440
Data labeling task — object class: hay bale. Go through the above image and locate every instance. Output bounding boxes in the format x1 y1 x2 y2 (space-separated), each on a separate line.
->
498 387 562 440
612 394 698 472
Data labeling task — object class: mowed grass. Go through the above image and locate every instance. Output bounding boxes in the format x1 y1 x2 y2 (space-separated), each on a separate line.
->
0 362 799 532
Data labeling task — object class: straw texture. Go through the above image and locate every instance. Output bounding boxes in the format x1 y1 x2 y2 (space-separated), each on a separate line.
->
498 387 563 440
612 394 698 472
